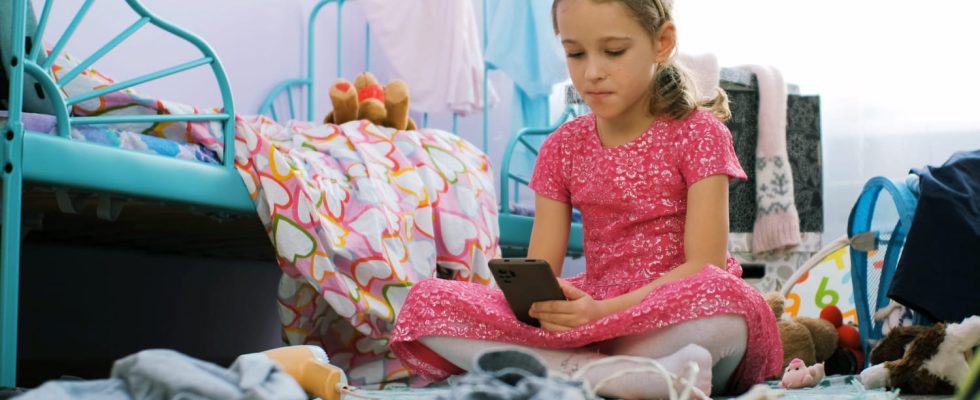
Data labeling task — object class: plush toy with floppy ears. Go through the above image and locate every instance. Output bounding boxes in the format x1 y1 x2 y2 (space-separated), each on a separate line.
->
323 72 417 131
861 315 980 395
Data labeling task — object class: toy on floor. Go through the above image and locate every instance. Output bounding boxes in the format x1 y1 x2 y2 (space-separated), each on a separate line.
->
868 325 931 366
873 299 913 337
323 72 417 131
860 315 980 395
765 292 839 376
778 358 826 389
261 345 376 400
820 304 865 375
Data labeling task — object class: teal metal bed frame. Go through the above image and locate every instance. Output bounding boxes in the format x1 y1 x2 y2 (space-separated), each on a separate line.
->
1 0 251 385
257 0 584 258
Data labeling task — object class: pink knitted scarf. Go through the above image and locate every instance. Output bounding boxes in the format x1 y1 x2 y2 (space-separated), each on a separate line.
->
743 65 801 253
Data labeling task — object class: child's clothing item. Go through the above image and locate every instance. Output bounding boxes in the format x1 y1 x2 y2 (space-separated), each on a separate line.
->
359 0 496 115
390 110 783 394
890 150 980 323
422 314 746 397
426 337 711 399
484 0 567 121
677 53 721 103
434 346 597 400
603 314 747 392
740 65 802 253
14 349 306 400
484 0 568 176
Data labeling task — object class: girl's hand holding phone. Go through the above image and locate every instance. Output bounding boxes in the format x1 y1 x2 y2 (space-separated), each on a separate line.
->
529 281 608 332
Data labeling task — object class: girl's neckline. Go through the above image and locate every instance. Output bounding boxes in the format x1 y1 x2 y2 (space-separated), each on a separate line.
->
590 113 667 151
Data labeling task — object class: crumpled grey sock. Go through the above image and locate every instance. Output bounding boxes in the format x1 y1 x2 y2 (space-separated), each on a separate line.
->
437 347 598 400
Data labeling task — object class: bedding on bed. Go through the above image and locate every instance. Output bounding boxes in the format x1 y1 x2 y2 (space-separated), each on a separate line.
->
0 111 220 163
48 49 227 156
232 117 501 387
0 47 232 163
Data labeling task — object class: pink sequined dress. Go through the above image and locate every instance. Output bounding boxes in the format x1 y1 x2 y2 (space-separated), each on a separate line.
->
390 109 782 393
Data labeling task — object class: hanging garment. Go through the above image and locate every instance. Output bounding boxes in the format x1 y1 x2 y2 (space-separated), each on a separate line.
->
738 65 802 253
890 150 980 323
677 52 721 104
485 0 567 127
484 0 569 182
359 0 497 115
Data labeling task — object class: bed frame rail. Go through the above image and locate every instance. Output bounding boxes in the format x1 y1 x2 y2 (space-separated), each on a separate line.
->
1 0 244 385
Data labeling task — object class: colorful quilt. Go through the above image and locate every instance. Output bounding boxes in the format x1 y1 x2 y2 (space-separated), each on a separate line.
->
234 117 500 386
47 48 502 386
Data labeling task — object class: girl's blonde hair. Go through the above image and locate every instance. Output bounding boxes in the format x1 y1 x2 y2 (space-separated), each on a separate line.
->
552 0 731 121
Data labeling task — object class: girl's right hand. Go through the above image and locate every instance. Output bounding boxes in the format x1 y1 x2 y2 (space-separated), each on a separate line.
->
530 280 607 332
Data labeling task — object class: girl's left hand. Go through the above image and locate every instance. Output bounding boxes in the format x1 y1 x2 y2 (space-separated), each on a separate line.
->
529 281 607 332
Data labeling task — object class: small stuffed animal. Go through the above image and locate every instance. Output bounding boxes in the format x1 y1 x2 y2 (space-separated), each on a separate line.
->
861 315 980 395
869 324 931 365
765 292 839 376
820 304 864 374
779 358 826 389
874 299 914 337
323 72 417 130
383 79 415 130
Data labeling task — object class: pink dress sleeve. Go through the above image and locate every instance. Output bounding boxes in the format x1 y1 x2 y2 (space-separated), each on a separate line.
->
529 130 571 203
678 114 747 186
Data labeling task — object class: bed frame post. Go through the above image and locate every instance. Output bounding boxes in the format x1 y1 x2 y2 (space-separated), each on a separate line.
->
0 0 28 387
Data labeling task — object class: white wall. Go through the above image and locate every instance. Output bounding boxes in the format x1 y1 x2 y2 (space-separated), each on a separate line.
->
34 0 306 114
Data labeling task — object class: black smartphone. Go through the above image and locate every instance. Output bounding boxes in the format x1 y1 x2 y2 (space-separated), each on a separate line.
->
488 258 567 327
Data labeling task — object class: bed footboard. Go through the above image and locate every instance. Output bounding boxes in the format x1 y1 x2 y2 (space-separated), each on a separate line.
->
2 0 241 385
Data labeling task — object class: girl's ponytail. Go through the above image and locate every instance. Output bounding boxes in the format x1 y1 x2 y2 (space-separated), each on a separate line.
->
649 60 732 122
